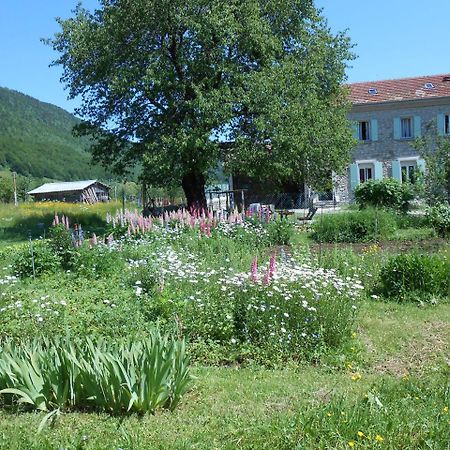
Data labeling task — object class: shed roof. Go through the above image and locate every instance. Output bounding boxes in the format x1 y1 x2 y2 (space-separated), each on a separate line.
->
28 180 106 195
348 73 450 104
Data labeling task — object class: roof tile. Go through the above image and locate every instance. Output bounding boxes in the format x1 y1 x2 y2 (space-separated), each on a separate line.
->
348 74 450 104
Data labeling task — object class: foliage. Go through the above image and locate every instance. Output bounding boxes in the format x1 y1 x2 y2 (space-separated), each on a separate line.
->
426 203 450 238
12 241 61 278
354 178 413 212
414 131 450 205
312 209 398 243
378 252 449 302
266 218 294 245
0 87 108 180
0 332 190 422
50 0 355 207
49 225 76 270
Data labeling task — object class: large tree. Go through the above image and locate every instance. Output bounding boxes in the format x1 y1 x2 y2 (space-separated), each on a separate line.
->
50 0 355 209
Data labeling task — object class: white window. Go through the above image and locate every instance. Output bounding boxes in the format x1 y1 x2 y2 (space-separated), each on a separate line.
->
401 161 417 184
358 163 374 183
358 121 371 141
401 117 413 138
445 114 450 135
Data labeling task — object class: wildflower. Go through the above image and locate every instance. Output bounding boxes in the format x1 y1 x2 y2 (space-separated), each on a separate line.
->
351 372 362 381
357 431 365 438
443 406 449 413
348 441 356 448
375 435 384 443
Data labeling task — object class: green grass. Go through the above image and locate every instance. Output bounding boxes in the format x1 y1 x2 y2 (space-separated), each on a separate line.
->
0 204 449 449
0 300 448 449
0 201 124 248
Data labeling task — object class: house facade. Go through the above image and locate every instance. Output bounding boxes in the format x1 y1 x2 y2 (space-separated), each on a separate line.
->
335 74 450 203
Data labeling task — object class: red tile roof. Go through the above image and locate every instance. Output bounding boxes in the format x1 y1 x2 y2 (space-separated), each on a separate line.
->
348 74 450 104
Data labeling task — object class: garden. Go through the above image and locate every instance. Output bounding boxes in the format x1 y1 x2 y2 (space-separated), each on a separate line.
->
0 183 449 449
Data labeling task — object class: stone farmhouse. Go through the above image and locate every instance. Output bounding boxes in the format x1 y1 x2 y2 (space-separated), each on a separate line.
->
334 73 450 203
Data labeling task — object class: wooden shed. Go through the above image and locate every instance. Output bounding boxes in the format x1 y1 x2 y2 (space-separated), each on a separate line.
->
28 180 110 203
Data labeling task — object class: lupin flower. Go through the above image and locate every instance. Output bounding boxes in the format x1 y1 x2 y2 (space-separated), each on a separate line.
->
250 256 258 282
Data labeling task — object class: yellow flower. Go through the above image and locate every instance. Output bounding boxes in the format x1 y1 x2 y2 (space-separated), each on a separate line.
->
351 332 357 338
327 412 333 417
375 435 384 443
351 372 362 381
443 406 449 413
346 363 353 369
348 441 356 448
357 431 365 438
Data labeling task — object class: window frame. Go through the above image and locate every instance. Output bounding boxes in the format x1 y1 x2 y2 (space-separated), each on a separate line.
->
358 120 371 141
357 162 375 184
445 114 450 135
400 117 413 139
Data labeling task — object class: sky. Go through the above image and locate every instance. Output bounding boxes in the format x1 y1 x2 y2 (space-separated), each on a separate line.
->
1 0 449 114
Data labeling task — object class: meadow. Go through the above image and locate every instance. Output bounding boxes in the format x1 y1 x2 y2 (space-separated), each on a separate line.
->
0 202 448 449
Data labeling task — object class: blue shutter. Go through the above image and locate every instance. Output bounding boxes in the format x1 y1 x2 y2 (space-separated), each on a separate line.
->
374 161 383 180
350 163 359 191
352 122 359 140
414 116 422 138
417 158 426 174
370 119 378 141
437 113 445 136
394 117 401 139
392 160 402 181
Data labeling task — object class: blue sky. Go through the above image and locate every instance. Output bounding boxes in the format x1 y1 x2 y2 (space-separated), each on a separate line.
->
1 0 449 114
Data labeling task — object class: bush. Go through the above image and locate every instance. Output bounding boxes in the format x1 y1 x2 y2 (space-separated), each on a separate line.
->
49 224 76 269
312 209 398 243
0 332 191 419
426 203 450 238
12 241 61 278
378 253 449 301
266 219 294 245
355 178 413 212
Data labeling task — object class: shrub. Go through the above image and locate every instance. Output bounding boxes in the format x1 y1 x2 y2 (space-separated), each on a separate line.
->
355 178 413 212
12 241 61 278
426 203 450 238
49 224 76 269
378 253 449 301
0 331 191 420
266 219 294 245
73 245 124 278
312 209 398 243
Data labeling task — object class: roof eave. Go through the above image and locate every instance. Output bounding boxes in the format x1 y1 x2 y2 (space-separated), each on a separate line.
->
351 95 450 112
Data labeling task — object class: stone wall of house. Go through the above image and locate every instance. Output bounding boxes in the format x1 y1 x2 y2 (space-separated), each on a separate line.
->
335 100 450 203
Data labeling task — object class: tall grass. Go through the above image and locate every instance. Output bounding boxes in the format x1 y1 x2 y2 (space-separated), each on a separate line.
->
312 209 398 243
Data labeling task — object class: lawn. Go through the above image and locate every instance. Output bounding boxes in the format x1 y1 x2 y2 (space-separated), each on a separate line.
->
0 203 448 449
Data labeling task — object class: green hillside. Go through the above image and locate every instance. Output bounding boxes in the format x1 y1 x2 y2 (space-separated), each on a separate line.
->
0 87 106 180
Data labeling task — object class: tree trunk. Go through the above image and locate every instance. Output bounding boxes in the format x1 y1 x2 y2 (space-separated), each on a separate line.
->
182 170 207 212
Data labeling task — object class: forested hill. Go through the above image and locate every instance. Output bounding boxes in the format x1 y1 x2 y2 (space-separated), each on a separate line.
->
0 87 107 180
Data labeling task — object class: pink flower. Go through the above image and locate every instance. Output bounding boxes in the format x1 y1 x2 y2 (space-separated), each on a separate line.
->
250 256 258 282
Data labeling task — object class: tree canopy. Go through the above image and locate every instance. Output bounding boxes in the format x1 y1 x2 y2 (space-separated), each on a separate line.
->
51 0 355 208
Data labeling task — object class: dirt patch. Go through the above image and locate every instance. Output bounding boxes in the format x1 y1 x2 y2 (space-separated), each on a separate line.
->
372 321 449 377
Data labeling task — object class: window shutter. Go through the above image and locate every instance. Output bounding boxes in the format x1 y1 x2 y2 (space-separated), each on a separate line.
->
351 122 359 140
417 158 426 174
350 163 359 191
393 117 401 139
392 160 401 181
370 119 378 141
437 113 445 136
414 116 422 138
374 161 383 180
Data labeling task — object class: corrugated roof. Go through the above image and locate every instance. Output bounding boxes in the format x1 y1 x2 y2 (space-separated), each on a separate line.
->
28 180 98 195
348 73 450 104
